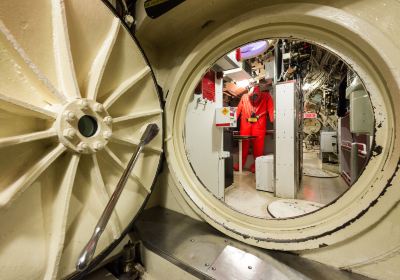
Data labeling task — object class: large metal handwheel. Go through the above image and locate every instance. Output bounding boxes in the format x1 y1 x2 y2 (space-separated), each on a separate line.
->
0 1 163 279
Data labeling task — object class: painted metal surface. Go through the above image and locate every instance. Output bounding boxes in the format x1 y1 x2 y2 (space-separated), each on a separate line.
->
255 154 274 192
275 81 300 199
0 0 399 279
0 0 163 279
135 0 400 278
185 94 225 199
161 0 395 246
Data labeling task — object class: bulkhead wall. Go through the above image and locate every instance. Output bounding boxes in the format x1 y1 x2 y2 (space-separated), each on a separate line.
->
136 1 400 279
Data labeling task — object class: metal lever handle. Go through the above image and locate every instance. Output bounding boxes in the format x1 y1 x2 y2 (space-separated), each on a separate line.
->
76 123 159 271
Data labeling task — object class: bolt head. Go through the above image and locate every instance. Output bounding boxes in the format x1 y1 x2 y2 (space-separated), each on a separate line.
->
93 141 103 151
94 103 104 112
103 130 112 140
64 111 76 122
63 128 76 139
103 116 113 125
124 15 134 25
79 99 89 110
77 142 89 152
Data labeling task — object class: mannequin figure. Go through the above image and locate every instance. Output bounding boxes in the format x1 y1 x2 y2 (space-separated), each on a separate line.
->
234 85 274 173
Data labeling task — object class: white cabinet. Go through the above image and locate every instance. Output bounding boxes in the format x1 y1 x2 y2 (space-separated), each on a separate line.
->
274 81 302 198
256 155 274 192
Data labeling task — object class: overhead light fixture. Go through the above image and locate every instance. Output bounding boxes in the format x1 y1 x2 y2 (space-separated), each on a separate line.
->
236 79 251 88
302 82 311 91
239 41 269 60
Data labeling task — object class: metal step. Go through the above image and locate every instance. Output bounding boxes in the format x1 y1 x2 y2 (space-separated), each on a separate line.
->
134 207 372 280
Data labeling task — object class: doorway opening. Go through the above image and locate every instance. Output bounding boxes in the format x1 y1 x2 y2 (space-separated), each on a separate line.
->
184 38 374 219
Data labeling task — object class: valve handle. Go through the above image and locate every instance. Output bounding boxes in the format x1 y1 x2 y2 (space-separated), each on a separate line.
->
76 123 159 271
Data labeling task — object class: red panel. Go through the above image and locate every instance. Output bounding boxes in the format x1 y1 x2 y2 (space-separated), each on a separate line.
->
202 70 215 101
236 48 241 61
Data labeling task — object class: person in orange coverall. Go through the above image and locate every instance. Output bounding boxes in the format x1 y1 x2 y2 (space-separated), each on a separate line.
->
234 85 274 173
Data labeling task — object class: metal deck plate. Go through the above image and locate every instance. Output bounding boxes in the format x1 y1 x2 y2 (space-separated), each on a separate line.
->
207 245 302 280
134 207 372 280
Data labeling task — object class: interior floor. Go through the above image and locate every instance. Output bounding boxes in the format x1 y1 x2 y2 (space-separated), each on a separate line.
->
299 152 349 205
225 152 349 218
225 171 277 218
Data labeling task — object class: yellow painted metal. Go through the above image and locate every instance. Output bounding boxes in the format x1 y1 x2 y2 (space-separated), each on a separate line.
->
1 0 400 279
0 0 162 279
135 0 400 278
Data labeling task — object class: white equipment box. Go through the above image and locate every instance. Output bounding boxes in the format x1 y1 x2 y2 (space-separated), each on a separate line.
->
320 131 337 153
256 155 274 192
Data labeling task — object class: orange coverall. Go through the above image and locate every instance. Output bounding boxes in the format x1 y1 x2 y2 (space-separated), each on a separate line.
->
235 86 274 172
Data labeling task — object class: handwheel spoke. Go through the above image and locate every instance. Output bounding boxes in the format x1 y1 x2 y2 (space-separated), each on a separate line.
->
110 136 162 154
113 109 163 124
0 144 66 208
92 154 122 238
104 146 150 193
0 93 57 119
103 66 151 109
0 0 164 278
86 18 120 101
44 154 80 280
51 0 81 99
0 20 66 104
0 129 57 149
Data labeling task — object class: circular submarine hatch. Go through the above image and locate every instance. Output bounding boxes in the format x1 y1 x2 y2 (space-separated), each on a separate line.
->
1 1 400 279
163 2 399 252
0 0 163 279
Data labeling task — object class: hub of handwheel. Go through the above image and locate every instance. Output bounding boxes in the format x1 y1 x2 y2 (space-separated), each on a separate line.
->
56 99 113 154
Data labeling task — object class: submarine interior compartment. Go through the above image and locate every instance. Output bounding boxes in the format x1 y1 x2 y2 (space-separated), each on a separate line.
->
0 0 399 279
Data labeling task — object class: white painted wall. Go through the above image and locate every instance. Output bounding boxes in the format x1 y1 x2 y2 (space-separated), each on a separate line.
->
185 95 225 199
184 74 225 199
